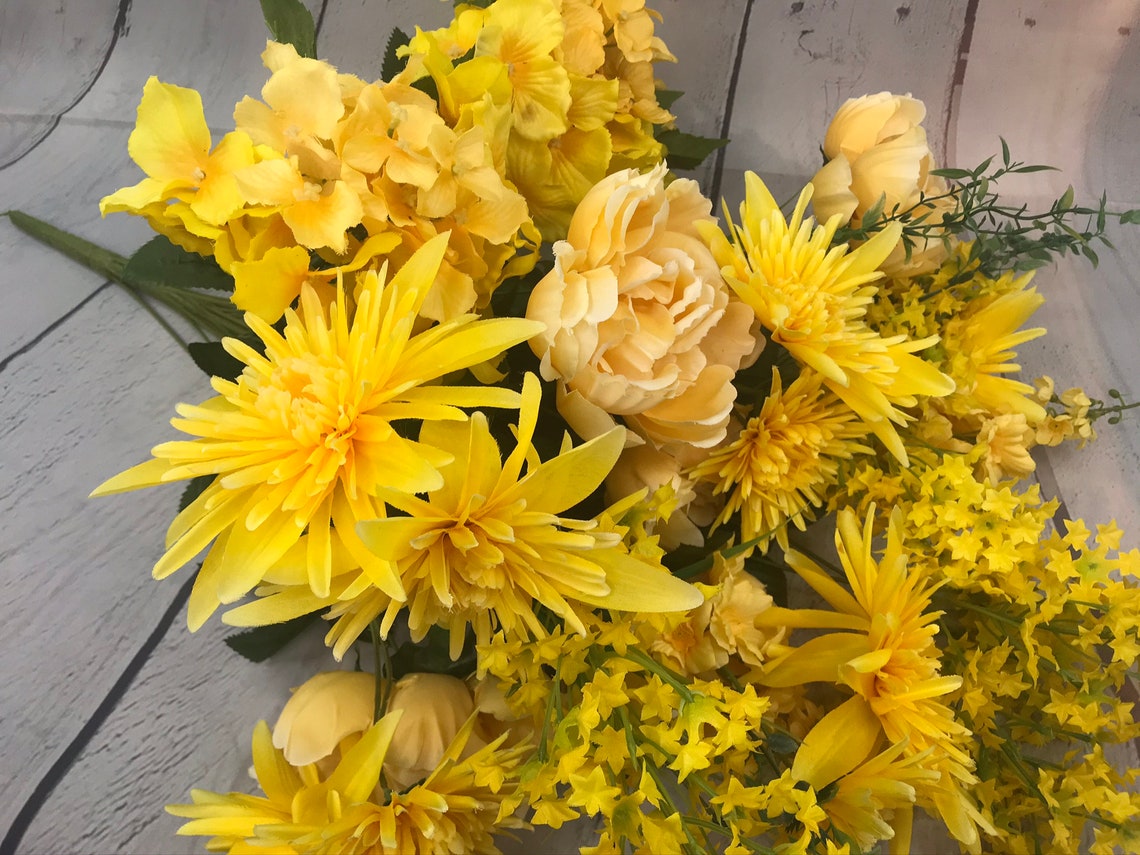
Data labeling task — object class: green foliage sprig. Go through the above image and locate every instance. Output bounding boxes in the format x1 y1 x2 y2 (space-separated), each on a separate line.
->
834 138 1140 278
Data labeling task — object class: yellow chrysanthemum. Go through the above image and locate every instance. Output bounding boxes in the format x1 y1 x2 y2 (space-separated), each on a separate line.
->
937 273 1047 424
688 368 869 550
754 505 992 850
168 712 527 855
700 172 955 464
91 235 543 630
227 375 702 659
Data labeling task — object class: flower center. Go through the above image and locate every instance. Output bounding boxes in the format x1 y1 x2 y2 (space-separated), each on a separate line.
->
259 353 359 460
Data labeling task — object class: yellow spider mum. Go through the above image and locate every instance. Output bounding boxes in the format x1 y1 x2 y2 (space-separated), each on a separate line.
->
754 505 991 850
700 172 955 464
939 273 1047 424
91 234 543 630
168 711 527 855
688 368 870 550
228 375 703 659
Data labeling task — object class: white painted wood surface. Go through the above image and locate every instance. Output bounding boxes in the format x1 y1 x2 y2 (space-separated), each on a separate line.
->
0 2 1136 854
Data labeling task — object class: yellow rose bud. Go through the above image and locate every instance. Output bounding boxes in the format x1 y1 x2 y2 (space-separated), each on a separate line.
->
383 673 482 791
272 670 375 767
811 91 954 276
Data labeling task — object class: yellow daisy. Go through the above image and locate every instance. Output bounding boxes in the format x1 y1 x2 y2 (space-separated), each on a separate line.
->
688 368 870 550
168 712 527 855
91 234 543 630
699 172 955 464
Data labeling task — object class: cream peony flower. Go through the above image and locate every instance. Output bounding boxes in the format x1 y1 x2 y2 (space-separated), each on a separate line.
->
527 162 759 449
810 92 953 276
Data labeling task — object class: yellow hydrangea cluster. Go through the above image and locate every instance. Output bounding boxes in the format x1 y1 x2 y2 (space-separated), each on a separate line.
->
102 41 537 323
398 0 676 240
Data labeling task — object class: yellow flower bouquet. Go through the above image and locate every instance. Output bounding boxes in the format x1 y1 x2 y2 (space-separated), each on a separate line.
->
9 1 1140 853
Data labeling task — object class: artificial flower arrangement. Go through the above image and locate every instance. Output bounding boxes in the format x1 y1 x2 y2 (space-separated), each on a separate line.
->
12 0 1140 852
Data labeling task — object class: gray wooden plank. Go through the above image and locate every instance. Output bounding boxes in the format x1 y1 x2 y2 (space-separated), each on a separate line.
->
17 618 334 855
954 0 1140 545
0 286 208 841
0 122 167 363
722 0 970 205
0 0 121 165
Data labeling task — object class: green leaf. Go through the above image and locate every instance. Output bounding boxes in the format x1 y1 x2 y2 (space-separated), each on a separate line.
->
122 236 233 293
410 75 440 103
656 88 684 109
179 475 214 511
189 340 246 381
259 0 317 58
930 167 973 180
767 730 799 756
224 613 322 663
390 624 478 679
745 555 788 608
381 27 410 81
1000 136 1011 167
1120 209 1140 225
1011 164 1058 174
657 129 729 171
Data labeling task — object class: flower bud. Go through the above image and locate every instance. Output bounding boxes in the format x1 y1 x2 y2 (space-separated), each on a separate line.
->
272 671 375 768
811 91 953 276
383 673 481 790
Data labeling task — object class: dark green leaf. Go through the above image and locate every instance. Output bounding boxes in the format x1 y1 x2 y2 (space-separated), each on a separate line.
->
259 0 317 58
390 625 478 679
657 129 729 171
224 612 322 663
122 236 233 293
767 730 799 756
656 88 684 109
930 167 973 180
410 75 440 102
1120 209 1140 224
1011 164 1058 174
1000 137 1011 167
381 27 410 81
189 340 246 380
179 475 214 511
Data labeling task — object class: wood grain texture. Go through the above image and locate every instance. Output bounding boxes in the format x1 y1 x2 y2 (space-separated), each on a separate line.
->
722 0 969 205
1 1 1138 854
0 0 121 166
0 285 209 842
953 0 1140 544
17 617 334 855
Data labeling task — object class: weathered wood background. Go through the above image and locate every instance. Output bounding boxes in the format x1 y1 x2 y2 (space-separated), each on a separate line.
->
0 1 1137 853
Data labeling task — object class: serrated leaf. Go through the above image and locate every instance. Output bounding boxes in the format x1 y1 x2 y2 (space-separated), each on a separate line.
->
122 236 233 293
656 88 684 109
259 0 317 58
179 475 214 511
657 129 729 171
381 27 410 81
189 340 246 381
224 613 322 663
